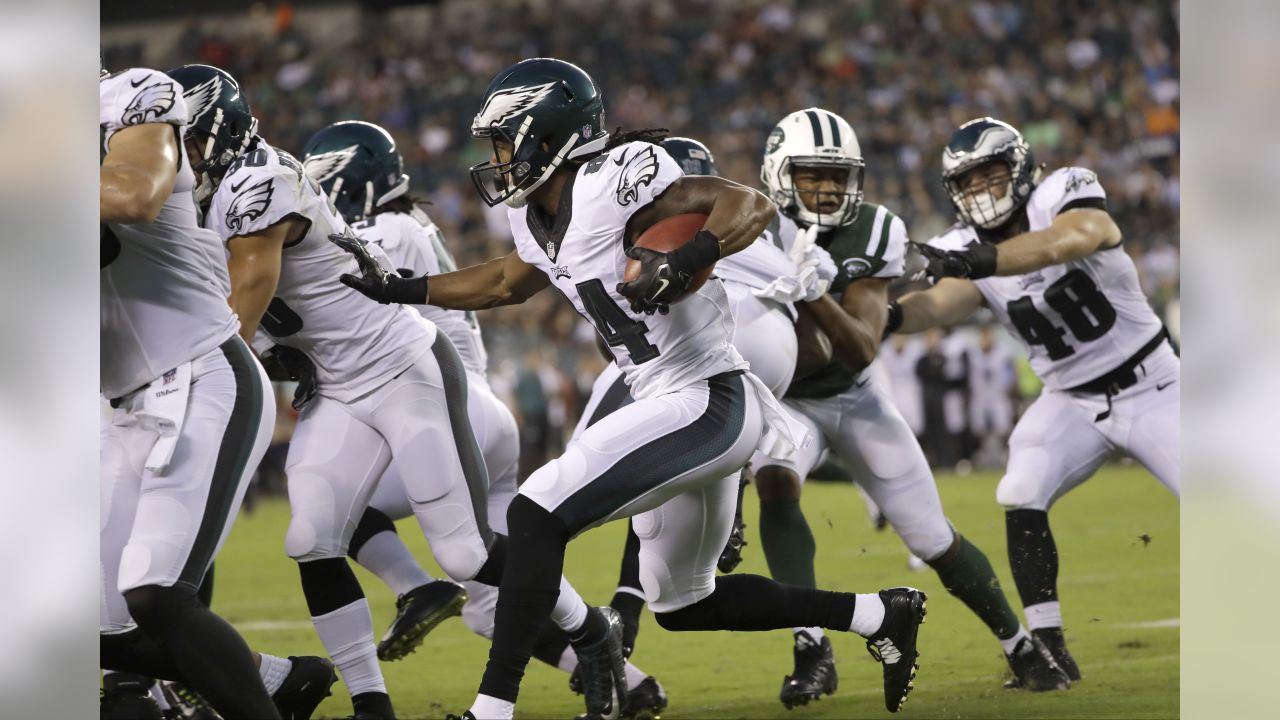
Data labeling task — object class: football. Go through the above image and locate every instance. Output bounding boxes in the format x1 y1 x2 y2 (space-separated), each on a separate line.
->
623 212 715 302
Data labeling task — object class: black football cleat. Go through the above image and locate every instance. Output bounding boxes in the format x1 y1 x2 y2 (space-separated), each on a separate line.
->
864 587 927 713
620 676 668 720
377 580 467 661
159 681 219 720
101 673 163 720
444 713 476 720
1033 627 1081 681
571 607 629 720
717 517 748 574
272 655 338 720
1004 635 1071 691
779 631 838 709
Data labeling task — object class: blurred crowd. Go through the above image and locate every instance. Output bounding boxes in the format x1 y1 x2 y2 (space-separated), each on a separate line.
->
105 0 1179 474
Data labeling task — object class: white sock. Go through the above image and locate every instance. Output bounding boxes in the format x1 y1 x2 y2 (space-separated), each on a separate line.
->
624 660 648 690
312 598 386 696
258 652 293 695
354 530 434 596
1024 601 1063 631
556 645 578 673
849 594 886 637
793 627 824 641
999 626 1031 656
551 576 589 633
469 693 515 720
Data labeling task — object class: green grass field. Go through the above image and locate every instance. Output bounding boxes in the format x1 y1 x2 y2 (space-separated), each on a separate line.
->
217 464 1178 719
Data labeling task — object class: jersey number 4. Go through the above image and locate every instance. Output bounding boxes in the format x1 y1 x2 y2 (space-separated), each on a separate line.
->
1007 269 1117 360
577 280 660 363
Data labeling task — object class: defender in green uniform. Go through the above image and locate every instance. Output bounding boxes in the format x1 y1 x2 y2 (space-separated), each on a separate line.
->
752 108 1070 705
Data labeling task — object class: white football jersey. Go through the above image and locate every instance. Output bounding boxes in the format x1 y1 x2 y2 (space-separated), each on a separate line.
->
100 68 239 399
508 141 746 400
927 167 1165 390
205 138 435 403
351 207 489 378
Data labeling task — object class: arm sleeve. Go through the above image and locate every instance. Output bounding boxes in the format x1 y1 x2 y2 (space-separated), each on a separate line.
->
872 215 909 279
1044 166 1108 216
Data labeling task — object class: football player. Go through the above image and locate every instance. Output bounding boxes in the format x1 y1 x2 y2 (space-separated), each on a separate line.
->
565 134 835 653
301 121 668 718
752 108 1070 702
336 58 928 719
100 66 334 720
167 64 597 720
889 117 1180 684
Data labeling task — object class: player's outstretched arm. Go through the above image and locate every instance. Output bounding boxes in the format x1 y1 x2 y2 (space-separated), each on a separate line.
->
428 250 550 310
990 208 1122 276
227 219 302 344
332 231 549 310
802 278 891 373
920 209 1122 280
890 278 985 334
100 124 179 224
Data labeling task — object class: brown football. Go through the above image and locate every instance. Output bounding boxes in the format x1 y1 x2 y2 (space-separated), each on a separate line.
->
623 212 715 303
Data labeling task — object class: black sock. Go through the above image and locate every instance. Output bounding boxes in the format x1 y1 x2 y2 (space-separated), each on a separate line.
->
101 629 183 681
123 584 280 720
298 557 365 617
653 574 855 632
530 620 572 668
928 533 1022 640
477 496 571 703
348 507 397 560
473 533 508 587
1006 509 1060 608
568 605 609 645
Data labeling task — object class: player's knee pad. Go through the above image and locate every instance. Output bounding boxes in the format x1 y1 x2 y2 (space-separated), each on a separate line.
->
754 465 803 501
431 538 488 582
284 514 333 561
415 503 489 581
995 473 1051 511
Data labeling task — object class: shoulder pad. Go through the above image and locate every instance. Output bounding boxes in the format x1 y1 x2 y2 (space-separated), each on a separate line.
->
100 68 186 132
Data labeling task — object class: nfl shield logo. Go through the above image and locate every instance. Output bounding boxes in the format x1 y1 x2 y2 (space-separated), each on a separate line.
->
163 369 177 385
581 124 592 139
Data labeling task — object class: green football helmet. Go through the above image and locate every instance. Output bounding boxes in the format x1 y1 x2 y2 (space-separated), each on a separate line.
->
301 121 410 223
941 117 1037 229
166 64 258 202
469 57 609 208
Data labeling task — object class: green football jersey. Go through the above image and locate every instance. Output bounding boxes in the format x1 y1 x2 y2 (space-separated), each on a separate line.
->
786 202 908 400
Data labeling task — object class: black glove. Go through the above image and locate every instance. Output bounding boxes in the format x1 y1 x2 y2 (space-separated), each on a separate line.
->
882 301 904 339
918 242 998 280
329 231 428 305
616 229 721 315
265 345 317 411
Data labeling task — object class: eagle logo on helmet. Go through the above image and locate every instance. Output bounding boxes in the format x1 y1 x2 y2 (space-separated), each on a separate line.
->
474 82 558 129
225 178 275 235
615 146 660 206
121 81 177 126
182 75 223 126
303 145 361 183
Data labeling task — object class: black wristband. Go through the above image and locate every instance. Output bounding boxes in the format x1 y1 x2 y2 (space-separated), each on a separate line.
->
965 242 998 279
388 274 429 305
667 229 722 278
883 301 904 338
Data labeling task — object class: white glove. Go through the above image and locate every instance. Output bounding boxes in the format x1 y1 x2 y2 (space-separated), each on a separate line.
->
903 241 930 282
753 274 806 304
788 225 838 302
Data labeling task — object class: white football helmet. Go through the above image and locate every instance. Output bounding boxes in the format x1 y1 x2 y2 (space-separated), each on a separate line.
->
760 108 865 228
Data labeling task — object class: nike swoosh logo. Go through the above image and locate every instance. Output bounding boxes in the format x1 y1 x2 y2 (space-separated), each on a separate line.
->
652 278 669 298
1156 381 1174 391
613 153 626 166
229 177 249 193
130 77 146 87
853 377 870 389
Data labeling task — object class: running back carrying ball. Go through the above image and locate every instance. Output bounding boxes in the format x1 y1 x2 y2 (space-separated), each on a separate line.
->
623 213 716 304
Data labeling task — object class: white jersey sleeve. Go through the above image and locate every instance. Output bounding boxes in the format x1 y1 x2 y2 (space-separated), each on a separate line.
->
877 212 909 279
100 68 186 151
714 211 801 293
207 146 315 240
1028 166 1108 220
